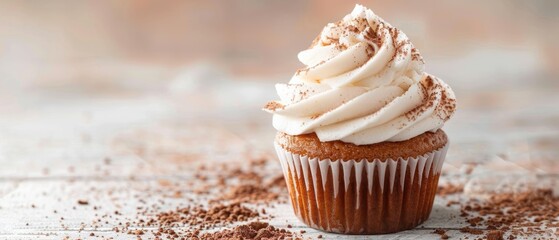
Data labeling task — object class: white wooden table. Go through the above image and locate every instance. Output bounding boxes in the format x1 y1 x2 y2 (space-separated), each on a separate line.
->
0 64 558 239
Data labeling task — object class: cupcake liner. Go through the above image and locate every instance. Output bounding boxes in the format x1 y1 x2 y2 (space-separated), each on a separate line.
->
274 142 449 234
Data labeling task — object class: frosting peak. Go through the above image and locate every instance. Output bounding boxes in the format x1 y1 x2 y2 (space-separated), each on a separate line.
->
264 4 456 145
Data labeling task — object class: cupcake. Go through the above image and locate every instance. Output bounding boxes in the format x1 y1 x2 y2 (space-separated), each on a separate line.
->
264 4 456 234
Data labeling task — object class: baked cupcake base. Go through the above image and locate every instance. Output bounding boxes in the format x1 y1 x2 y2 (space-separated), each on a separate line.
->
274 130 448 234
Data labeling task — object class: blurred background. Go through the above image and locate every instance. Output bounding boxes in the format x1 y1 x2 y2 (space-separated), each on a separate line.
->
1 0 558 92
0 0 558 179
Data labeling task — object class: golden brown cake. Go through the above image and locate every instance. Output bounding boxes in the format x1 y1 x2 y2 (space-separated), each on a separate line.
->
276 130 448 160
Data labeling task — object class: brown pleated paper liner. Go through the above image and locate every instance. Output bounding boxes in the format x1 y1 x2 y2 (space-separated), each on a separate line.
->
274 143 448 234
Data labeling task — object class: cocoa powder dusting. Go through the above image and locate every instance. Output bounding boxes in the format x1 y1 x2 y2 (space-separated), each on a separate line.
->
216 184 280 204
405 75 456 123
486 230 504 240
363 26 382 47
460 227 484 235
404 77 434 122
477 190 559 238
433 228 450 239
448 189 559 239
200 221 300 239
149 203 258 228
411 47 424 62
437 183 464 197
51 146 295 239
124 156 293 239
264 101 285 111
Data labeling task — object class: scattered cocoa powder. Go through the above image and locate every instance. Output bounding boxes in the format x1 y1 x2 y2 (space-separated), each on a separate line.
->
217 184 280 203
486 230 504 240
460 227 483 235
148 203 258 228
123 202 262 239
113 154 291 239
33 144 294 239
467 216 483 227
437 183 464 197
460 189 559 239
198 222 300 240
446 200 460 207
433 228 449 239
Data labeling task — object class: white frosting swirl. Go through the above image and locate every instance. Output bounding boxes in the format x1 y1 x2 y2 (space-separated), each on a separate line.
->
264 5 456 145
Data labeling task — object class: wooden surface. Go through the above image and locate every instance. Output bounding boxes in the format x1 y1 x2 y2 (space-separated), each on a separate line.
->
0 70 558 240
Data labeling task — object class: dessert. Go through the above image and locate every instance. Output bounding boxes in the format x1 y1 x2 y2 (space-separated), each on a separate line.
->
264 4 456 234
